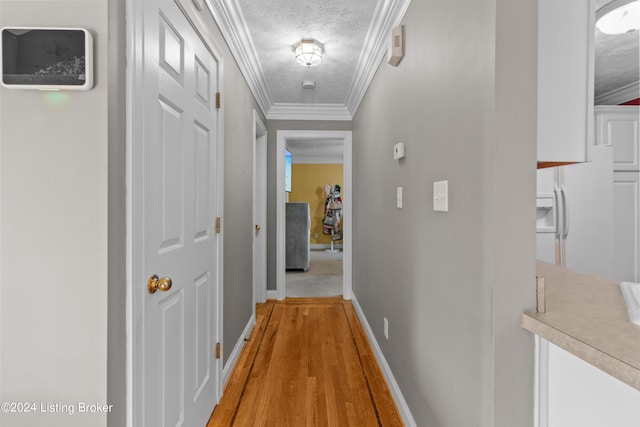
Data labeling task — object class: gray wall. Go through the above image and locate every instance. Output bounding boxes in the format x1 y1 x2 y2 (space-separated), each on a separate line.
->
351 0 537 425
220 38 265 364
107 0 127 425
265 120 352 291
0 2 115 426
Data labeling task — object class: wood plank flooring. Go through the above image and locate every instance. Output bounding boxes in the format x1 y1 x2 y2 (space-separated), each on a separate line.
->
207 297 403 426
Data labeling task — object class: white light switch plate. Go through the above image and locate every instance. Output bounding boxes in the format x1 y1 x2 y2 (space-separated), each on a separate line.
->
433 180 448 212
397 187 403 208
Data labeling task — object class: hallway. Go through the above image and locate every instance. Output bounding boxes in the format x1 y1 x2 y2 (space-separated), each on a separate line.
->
207 298 403 426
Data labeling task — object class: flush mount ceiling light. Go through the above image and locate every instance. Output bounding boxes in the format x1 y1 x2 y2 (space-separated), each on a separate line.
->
294 40 323 68
596 0 640 34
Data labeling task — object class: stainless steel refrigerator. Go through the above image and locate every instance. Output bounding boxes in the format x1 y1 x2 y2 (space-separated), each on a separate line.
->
536 144 615 277
286 202 310 270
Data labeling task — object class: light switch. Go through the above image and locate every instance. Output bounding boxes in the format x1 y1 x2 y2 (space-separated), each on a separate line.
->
397 187 403 208
433 180 448 212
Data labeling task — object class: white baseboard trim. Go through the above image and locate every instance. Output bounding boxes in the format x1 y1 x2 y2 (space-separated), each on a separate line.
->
222 312 256 386
351 294 417 427
266 289 277 300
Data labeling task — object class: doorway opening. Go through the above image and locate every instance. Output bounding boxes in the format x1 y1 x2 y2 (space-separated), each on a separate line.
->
276 130 353 300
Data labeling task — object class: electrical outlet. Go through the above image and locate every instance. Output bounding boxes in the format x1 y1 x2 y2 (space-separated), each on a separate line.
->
384 317 389 340
396 187 403 209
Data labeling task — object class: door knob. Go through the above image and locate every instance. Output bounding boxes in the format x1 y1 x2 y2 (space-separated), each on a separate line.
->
255 224 261 231
147 275 172 294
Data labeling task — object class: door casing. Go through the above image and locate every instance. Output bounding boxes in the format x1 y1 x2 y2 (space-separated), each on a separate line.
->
275 130 353 300
253 111 268 306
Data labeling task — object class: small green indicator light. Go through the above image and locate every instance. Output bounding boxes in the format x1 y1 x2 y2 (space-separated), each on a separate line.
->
43 91 70 106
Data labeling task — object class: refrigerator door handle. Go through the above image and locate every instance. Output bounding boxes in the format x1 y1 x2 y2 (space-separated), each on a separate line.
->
553 185 562 238
560 186 570 239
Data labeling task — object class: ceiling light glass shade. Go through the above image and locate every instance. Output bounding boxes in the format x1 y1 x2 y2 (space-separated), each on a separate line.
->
295 40 322 68
596 0 640 34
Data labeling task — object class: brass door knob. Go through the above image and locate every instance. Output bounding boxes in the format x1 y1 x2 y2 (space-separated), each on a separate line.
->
147 275 173 294
255 224 261 231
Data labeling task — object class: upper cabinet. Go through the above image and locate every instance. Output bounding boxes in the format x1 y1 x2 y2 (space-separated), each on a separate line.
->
595 106 640 171
538 0 595 163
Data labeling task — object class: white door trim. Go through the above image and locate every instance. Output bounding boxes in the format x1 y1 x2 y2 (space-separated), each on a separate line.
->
253 111 267 306
276 130 353 300
126 0 225 424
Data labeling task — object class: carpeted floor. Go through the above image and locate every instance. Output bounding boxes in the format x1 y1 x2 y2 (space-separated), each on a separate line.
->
285 250 343 298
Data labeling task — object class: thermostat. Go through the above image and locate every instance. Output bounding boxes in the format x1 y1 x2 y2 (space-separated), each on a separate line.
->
393 142 405 160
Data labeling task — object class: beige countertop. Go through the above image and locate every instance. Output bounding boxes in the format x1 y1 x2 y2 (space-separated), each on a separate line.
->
521 262 640 391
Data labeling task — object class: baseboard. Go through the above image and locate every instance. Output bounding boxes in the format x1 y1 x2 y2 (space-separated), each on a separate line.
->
222 312 256 386
310 243 344 250
266 289 277 300
351 294 417 427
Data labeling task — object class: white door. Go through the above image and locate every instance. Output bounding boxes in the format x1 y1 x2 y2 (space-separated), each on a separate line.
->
136 1 221 426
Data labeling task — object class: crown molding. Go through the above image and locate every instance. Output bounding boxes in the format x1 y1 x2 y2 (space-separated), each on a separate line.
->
267 103 353 121
345 0 412 117
595 81 640 105
205 0 412 120
204 0 272 115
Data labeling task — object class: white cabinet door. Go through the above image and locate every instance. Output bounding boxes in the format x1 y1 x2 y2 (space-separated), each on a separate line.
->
537 0 594 163
596 106 640 171
614 171 640 282
544 341 640 427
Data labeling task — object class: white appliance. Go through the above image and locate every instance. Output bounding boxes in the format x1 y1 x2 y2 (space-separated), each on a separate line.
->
536 144 615 277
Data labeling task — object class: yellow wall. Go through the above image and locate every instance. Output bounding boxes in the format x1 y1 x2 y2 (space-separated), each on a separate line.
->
289 164 343 245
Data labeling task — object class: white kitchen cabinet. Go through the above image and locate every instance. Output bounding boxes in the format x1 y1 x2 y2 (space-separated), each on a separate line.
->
538 339 640 427
614 172 640 282
599 106 640 282
595 106 640 171
537 0 594 163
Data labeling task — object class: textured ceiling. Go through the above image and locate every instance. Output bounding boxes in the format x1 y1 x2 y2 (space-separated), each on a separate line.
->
594 0 640 100
238 0 378 105
220 0 638 123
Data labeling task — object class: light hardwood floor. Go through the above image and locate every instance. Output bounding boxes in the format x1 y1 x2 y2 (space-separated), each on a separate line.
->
207 297 403 426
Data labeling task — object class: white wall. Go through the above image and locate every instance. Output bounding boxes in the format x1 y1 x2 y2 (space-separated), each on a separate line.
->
0 1 114 426
351 0 537 425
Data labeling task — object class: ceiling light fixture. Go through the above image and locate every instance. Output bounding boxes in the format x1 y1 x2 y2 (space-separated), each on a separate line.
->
294 40 323 68
596 0 640 35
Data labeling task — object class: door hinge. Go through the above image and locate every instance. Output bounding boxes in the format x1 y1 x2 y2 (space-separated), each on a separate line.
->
215 217 221 234
215 342 222 359
216 92 221 109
